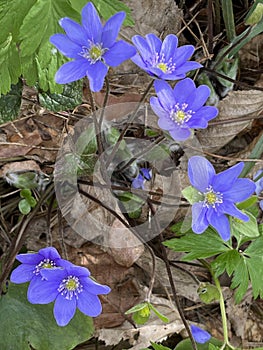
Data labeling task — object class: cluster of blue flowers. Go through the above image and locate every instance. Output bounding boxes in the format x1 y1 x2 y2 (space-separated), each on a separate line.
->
10 247 110 326
50 2 217 142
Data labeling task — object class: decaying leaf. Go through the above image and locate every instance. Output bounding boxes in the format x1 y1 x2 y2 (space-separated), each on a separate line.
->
96 293 184 349
197 89 263 152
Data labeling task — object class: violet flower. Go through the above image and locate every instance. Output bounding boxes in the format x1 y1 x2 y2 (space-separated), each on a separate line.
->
50 2 136 91
28 261 111 326
188 156 256 240
190 325 211 344
132 168 152 189
150 79 218 141
10 247 64 285
131 33 202 80
254 169 263 210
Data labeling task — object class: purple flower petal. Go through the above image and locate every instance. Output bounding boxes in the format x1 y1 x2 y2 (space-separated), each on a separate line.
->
103 41 136 67
16 252 41 265
188 156 215 192
132 174 145 189
40 267 66 282
141 168 152 181
172 45 195 66
190 325 211 344
145 33 162 54
192 202 209 233
173 78 196 105
27 277 59 304
54 294 77 326
77 290 102 317
131 54 149 71
81 2 102 42
207 210 231 241
169 127 191 141
223 178 256 202
38 247 61 261
59 18 88 46
132 35 152 60
150 96 169 120
154 80 176 110
188 85 210 111
82 277 111 295
157 117 175 130
221 200 249 221
188 107 218 126
50 34 82 59
212 162 244 192
55 59 89 84
102 12 125 48
160 34 178 59
86 60 108 92
65 265 91 278
173 61 202 75
10 264 35 283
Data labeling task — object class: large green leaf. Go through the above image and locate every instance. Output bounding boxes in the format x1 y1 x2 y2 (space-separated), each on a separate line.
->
0 282 94 350
174 338 223 350
70 0 134 26
163 228 230 261
0 34 21 95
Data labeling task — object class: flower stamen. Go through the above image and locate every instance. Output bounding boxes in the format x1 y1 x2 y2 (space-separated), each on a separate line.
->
203 186 223 209
151 52 176 74
80 42 106 64
34 259 56 275
58 275 83 300
170 103 194 125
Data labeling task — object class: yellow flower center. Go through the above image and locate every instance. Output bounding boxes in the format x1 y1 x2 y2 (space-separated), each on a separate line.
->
175 110 186 122
205 192 217 205
89 45 103 61
42 262 53 269
66 278 78 291
157 62 168 72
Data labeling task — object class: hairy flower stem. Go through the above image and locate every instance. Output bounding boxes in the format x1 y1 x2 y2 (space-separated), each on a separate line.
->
147 201 197 350
105 79 154 169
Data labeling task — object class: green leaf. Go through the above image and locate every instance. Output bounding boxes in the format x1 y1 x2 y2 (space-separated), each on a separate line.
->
174 338 223 350
182 186 203 205
38 81 83 112
20 189 32 199
0 33 21 95
237 196 258 210
70 0 134 26
0 80 22 122
149 304 169 323
211 249 241 278
163 228 230 261
0 283 93 350
151 342 171 350
230 211 259 244
125 302 149 314
27 196 37 208
245 236 263 299
197 283 220 304
145 143 170 161
18 199 31 215
245 0 263 25
230 257 249 303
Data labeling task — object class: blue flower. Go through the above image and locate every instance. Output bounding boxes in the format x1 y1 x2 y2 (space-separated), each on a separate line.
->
27 261 111 326
132 168 152 189
50 2 136 92
10 247 64 284
190 325 211 344
150 79 218 141
188 156 256 240
131 33 202 80
254 169 263 210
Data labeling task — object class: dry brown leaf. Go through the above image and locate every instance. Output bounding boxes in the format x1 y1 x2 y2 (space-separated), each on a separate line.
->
197 89 263 152
96 294 184 349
